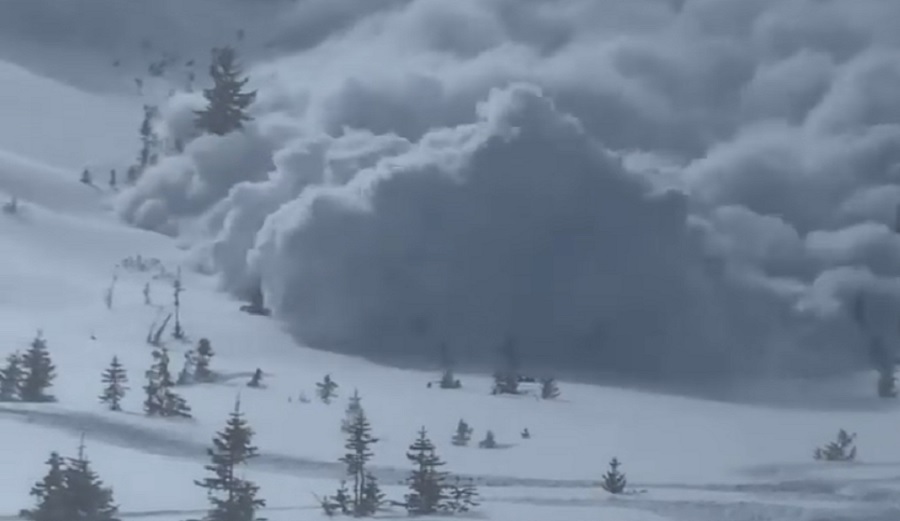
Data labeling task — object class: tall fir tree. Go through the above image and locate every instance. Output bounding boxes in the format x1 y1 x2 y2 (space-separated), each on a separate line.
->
195 338 215 382
21 331 56 402
317 374 339 404
336 410 380 516
0 351 24 401
341 389 363 434
194 397 265 521
99 356 128 411
194 47 256 136
404 427 448 515
62 438 119 521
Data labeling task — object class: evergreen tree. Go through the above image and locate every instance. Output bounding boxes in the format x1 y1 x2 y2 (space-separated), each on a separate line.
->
337 410 379 516
194 398 265 521
173 268 185 340
600 458 627 494
814 429 857 462
360 472 385 515
870 337 896 398
62 439 120 520
404 427 448 515
316 374 339 404
540 377 560 400
99 356 128 411
0 351 24 401
195 338 215 382
21 331 56 402
341 389 363 434
246 368 263 388
177 350 196 385
136 105 159 179
80 169 92 185
439 370 461 390
478 430 497 449
194 47 256 136
143 348 191 418
21 452 67 521
451 419 472 447
444 477 479 514
491 337 520 395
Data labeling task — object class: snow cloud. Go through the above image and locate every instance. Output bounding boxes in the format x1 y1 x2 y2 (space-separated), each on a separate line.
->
108 0 900 382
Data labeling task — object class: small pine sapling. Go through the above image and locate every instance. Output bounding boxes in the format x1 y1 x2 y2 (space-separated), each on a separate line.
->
0 352 24 401
814 429 857 462
247 368 263 388
451 419 473 447
99 356 129 411
317 374 339 404
478 430 497 449
194 338 215 382
601 458 627 494
540 377 560 400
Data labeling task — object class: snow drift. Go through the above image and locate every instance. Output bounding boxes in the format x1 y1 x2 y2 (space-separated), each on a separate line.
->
105 0 900 381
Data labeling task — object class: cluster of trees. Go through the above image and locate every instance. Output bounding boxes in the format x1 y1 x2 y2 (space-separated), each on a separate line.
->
0 331 56 403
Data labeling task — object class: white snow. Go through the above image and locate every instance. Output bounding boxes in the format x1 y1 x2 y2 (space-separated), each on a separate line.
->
3 2 900 521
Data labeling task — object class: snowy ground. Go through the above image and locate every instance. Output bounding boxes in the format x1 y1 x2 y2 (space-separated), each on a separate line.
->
4 9 900 521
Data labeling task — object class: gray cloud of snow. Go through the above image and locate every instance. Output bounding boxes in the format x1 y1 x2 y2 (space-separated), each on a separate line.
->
60 0 900 382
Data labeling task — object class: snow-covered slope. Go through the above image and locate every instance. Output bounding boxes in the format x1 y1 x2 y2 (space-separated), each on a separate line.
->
5 1 900 520
2 82 900 521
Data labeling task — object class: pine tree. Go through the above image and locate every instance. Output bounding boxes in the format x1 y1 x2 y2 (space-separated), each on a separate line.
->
360 472 385 515
195 338 215 382
317 374 339 404
177 350 196 385
136 105 159 179
600 458 627 494
404 427 448 515
491 337 520 395
337 410 379 516
172 268 185 340
194 47 256 136
194 398 265 521
444 476 479 514
21 331 56 402
0 351 24 401
478 430 497 449
99 357 128 411
341 389 363 434
247 368 263 388
21 452 68 521
451 419 472 447
80 169 92 185
62 438 119 520
144 348 191 418
540 377 560 400
439 370 461 390
814 429 857 462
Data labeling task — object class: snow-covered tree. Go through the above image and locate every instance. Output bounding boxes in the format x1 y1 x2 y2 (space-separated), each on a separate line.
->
335 410 380 516
600 458 627 494
194 338 215 382
491 337 520 395
61 440 119 520
444 477 479 514
404 427 448 516
194 47 256 136
0 352 24 401
478 430 497 449
317 374 339 404
194 398 265 521
451 420 472 447
143 347 191 418
21 331 56 402
540 377 560 400
814 429 857 462
21 451 67 521
341 389 363 434
99 356 128 411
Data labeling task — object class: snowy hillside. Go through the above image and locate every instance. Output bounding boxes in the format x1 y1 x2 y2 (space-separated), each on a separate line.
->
3 0 900 520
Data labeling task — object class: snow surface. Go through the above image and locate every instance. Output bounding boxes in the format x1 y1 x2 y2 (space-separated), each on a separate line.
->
4 1 900 520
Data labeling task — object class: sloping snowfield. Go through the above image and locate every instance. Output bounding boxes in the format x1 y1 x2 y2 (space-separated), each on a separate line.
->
3 2 900 520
